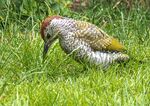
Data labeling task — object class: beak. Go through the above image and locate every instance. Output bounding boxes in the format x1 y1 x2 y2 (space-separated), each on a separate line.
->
43 34 58 59
43 42 49 59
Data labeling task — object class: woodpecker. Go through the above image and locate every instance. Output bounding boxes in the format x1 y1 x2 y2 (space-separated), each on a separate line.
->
41 16 129 67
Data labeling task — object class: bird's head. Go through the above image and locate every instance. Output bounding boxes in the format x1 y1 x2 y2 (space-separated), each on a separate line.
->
40 15 62 58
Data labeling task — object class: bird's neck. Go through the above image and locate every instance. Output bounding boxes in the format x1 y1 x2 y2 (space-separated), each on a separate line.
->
50 18 76 36
50 18 64 29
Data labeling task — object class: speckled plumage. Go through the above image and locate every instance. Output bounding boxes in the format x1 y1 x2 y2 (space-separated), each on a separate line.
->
41 16 129 67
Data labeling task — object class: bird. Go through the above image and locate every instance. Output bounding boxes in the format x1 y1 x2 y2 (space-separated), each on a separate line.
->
40 15 129 67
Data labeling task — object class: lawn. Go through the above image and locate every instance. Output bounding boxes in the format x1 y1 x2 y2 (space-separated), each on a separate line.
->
0 0 150 105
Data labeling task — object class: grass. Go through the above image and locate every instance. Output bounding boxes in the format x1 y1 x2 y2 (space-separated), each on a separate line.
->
0 0 150 105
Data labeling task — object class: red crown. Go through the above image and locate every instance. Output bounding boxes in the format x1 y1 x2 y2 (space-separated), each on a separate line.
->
40 16 62 40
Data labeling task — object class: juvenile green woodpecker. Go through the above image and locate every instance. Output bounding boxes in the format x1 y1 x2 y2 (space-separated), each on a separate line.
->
41 16 129 67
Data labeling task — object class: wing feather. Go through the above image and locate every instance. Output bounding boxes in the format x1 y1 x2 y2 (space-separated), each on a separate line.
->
74 21 126 52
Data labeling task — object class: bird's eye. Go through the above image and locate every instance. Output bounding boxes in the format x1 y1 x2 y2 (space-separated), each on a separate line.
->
47 33 51 39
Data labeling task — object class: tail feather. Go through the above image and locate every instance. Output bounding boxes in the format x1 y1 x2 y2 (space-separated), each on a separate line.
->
106 38 126 52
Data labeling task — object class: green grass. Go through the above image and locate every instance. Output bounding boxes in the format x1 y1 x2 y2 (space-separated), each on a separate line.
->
0 0 150 105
